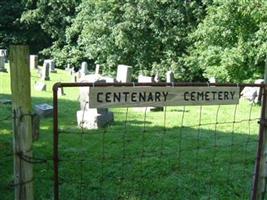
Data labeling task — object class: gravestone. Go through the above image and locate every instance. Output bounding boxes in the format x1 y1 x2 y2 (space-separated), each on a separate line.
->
241 79 264 104
34 82 46 91
0 56 7 72
116 64 132 83
41 63 50 81
166 71 174 83
0 99 12 105
80 62 89 76
95 64 101 75
44 59 57 73
209 77 216 83
30 55 38 70
241 87 257 103
65 63 71 71
0 49 7 62
34 104 53 118
57 87 66 96
154 73 160 83
138 75 153 83
71 72 81 82
77 76 114 129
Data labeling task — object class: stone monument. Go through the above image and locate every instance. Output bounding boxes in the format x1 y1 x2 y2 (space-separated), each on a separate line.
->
95 64 101 75
166 71 174 83
0 55 7 72
77 75 114 129
80 62 89 76
34 82 46 91
41 62 50 81
30 55 38 70
116 64 132 83
44 59 57 73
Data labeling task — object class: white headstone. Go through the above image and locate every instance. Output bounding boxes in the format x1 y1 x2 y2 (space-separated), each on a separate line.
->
77 78 114 129
154 73 160 83
209 77 216 83
41 63 50 81
95 64 101 75
58 87 66 96
80 62 89 76
166 71 174 83
44 59 56 73
30 55 38 70
138 75 153 83
34 82 46 91
116 64 132 83
241 87 257 103
65 63 71 71
0 49 7 62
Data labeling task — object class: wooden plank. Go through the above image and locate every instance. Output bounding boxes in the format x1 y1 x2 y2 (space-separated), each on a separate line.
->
89 86 240 108
10 45 33 200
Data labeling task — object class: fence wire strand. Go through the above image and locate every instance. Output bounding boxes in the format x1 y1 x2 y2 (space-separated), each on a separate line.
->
1 85 267 200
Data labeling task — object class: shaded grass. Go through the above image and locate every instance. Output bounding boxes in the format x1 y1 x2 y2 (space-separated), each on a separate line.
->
0 64 263 199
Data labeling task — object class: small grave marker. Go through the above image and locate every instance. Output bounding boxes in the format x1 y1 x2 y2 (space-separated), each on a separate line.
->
34 104 53 118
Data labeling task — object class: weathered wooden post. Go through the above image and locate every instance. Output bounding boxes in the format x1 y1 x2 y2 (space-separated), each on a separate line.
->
10 45 33 200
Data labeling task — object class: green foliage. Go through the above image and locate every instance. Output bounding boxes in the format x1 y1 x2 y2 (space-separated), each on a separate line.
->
59 0 207 79
0 0 50 53
21 0 81 60
0 0 27 47
185 0 267 82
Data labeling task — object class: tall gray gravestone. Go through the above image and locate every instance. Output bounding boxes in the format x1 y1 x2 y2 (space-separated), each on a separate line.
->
44 59 56 73
95 64 101 75
77 75 114 129
116 64 132 83
41 63 50 81
166 71 174 83
30 55 38 70
80 62 89 76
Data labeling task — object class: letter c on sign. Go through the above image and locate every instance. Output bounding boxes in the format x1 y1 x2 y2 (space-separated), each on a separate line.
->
184 92 189 101
97 92 103 103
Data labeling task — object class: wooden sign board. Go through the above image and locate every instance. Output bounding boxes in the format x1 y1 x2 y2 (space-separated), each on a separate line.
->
88 86 240 108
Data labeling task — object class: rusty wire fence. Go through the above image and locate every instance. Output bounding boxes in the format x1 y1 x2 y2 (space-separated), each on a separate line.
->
52 83 267 200
1 83 267 200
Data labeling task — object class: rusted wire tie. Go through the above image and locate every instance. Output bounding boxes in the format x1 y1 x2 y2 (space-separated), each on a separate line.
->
17 152 51 164
9 177 34 188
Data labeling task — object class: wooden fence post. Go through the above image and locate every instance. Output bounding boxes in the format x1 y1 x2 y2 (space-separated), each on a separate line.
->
10 45 33 200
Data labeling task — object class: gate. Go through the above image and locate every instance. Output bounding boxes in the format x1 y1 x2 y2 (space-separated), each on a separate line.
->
52 82 267 200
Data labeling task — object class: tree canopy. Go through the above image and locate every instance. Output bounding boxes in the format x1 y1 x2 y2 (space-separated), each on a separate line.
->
184 0 267 82
1 0 267 82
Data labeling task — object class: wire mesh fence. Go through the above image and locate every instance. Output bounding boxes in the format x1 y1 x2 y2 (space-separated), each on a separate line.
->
0 83 266 200
53 83 265 200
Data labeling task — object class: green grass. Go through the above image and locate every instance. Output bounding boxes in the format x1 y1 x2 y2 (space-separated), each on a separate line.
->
0 63 262 199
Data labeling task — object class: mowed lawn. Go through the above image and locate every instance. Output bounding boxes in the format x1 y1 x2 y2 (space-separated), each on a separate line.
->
0 64 263 200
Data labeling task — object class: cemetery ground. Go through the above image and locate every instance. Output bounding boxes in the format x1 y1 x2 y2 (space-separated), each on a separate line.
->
0 64 263 199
